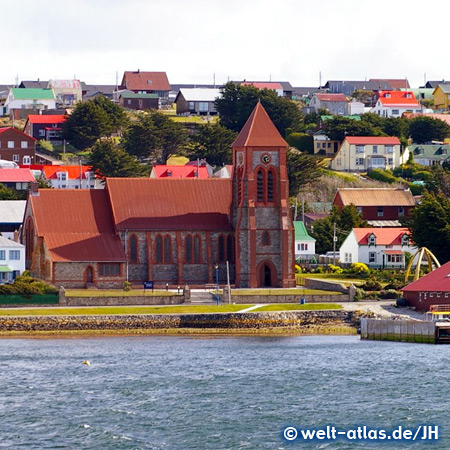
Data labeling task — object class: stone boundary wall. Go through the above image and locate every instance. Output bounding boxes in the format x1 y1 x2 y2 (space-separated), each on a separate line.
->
225 294 350 303
303 278 349 294
0 310 357 332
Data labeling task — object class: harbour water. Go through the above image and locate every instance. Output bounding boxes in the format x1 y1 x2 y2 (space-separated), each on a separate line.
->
0 335 448 449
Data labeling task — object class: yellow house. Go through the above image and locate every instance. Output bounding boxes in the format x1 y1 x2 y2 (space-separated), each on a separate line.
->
432 84 450 111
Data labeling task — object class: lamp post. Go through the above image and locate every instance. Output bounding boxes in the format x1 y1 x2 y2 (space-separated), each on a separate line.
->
215 263 220 305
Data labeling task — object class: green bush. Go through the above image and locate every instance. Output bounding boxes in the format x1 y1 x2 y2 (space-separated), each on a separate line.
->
379 289 401 299
123 281 132 291
285 132 314 153
353 287 365 301
367 169 398 183
0 273 58 297
360 279 383 291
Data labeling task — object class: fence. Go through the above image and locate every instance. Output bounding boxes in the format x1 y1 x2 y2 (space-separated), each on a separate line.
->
0 294 59 306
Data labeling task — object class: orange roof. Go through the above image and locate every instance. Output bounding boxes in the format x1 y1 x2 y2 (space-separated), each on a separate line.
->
345 136 400 145
152 165 210 179
335 188 415 207
42 165 94 180
241 82 283 90
106 178 232 231
353 227 410 245
232 102 288 148
0 168 35 182
26 114 66 124
316 93 348 102
121 71 170 91
378 91 419 106
30 190 125 262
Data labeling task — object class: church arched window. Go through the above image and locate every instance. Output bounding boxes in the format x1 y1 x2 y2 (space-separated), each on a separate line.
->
267 170 275 203
185 235 193 263
155 235 163 263
164 236 171 263
194 235 201 263
130 235 138 263
218 235 225 263
262 231 270 246
257 169 264 203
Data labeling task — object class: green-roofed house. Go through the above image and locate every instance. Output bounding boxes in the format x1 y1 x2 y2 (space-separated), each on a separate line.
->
3 88 56 117
407 144 450 166
119 91 159 111
294 221 316 262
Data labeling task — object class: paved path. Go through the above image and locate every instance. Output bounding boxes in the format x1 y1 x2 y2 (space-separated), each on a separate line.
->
340 301 426 320
238 304 267 313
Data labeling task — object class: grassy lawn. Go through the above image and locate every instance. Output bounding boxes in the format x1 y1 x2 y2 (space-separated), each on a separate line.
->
257 303 342 312
0 304 254 316
65 289 181 298
299 274 366 286
320 168 359 182
232 288 343 296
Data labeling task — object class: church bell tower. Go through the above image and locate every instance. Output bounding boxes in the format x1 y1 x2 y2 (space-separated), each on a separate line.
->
232 102 295 288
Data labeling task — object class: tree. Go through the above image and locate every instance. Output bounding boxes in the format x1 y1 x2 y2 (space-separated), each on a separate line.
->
323 116 384 142
425 164 450 197
122 111 188 164
188 122 237 166
62 97 128 150
286 149 322 197
0 183 24 200
404 191 450 263
408 116 450 144
89 139 149 179
215 82 303 135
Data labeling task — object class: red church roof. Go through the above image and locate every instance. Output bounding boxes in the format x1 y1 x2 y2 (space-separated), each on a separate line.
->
353 227 410 245
29 189 126 262
401 261 450 293
232 102 288 148
106 178 232 231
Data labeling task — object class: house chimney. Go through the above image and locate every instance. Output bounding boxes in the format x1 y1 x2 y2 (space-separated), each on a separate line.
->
13 230 18 243
30 181 39 196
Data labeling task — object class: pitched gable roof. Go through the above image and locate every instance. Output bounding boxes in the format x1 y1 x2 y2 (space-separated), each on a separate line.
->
11 88 55 100
232 102 287 148
345 136 400 145
0 168 35 182
315 93 348 102
378 90 419 106
29 189 125 262
353 227 410 245
121 71 170 91
241 82 283 90
370 79 410 90
0 127 37 141
26 114 66 124
335 188 415 207
401 261 450 293
106 178 232 231
42 165 94 180
294 221 315 242
176 88 221 102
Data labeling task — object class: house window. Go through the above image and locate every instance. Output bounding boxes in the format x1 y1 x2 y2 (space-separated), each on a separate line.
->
198 102 209 112
39 129 45 137
262 231 270 246
369 252 376 263
257 170 264 202
398 207 405 217
368 235 376 245
385 146 394 154
401 234 409 246
193 235 201 263
267 170 274 202
7 141 14 148
189 101 195 111
388 158 393 165
387 254 402 263
377 208 384 217
128 100 131 105
129 235 138 263
392 110 399 115
344 253 352 263
13 155 19 162
58 172 67 181
23 156 31 165
0 250 5 260
185 235 193 263
21 141 28 148
99 263 120 276
297 244 301 251
356 145 365 154
301 243 308 251
356 158 365 166
372 146 378 154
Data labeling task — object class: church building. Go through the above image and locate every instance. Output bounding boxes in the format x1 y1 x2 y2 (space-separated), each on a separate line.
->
22 103 295 288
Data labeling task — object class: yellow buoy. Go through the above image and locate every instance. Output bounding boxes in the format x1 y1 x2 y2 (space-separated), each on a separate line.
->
82 360 91 365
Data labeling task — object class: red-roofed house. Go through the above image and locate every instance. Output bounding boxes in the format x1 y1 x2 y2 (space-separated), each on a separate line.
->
0 168 35 192
41 165 102 189
339 227 416 268
22 102 295 289
308 93 349 115
369 79 410 90
371 91 423 117
331 136 403 172
23 115 66 144
0 127 36 165
241 82 283 97
150 165 210 179
401 261 450 311
120 71 170 103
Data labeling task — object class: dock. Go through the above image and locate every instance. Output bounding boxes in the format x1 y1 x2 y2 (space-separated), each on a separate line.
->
360 318 450 344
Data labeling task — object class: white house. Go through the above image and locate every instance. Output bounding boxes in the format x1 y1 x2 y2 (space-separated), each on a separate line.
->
41 165 103 189
3 88 56 116
339 227 416 269
294 221 316 262
0 235 25 283
371 90 423 118
331 136 402 172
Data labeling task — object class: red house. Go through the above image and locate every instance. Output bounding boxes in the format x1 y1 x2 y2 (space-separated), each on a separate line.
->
401 261 450 311
0 127 36 165
333 188 416 225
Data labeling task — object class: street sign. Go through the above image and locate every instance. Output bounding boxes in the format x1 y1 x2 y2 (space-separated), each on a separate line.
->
143 281 154 291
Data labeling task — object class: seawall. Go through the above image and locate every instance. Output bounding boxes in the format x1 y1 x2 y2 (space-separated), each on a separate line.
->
0 310 357 333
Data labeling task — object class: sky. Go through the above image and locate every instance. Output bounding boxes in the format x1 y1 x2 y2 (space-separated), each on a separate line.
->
1 0 449 88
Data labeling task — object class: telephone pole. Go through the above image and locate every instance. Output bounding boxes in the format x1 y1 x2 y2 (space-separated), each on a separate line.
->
333 222 337 266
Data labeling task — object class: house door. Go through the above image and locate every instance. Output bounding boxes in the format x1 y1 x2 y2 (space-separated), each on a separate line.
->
85 266 94 284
